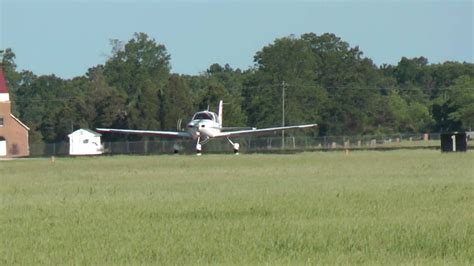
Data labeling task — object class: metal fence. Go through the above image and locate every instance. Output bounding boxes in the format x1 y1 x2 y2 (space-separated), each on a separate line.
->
27 132 473 157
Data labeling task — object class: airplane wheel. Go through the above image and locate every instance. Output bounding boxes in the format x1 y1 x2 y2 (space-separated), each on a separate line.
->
173 143 180 154
233 143 240 155
196 143 202 156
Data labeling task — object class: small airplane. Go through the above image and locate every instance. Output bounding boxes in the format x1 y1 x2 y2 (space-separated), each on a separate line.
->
97 101 317 154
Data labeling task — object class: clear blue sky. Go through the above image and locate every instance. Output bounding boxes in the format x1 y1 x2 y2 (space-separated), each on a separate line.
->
1 0 472 79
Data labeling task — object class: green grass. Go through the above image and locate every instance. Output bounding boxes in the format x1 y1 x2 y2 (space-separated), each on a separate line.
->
1 150 473 265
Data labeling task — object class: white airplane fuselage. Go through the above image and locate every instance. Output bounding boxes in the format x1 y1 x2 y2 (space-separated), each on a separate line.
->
186 111 222 140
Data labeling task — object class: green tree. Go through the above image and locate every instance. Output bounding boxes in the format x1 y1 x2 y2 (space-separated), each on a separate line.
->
206 63 244 94
15 75 65 142
245 36 325 131
7 31 474 141
86 66 127 130
104 32 171 132
382 91 432 133
394 57 428 85
0 49 20 88
160 74 194 130
300 33 387 135
432 76 474 131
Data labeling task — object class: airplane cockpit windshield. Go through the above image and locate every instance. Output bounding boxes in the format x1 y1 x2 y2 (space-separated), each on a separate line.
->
193 112 216 121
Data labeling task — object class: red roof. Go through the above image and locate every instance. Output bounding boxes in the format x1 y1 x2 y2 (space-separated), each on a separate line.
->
0 65 8 93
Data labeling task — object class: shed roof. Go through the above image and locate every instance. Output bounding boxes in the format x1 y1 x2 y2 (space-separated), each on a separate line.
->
68 128 102 137
0 65 8 94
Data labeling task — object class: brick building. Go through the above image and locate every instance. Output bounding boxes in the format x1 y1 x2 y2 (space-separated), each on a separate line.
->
0 65 29 157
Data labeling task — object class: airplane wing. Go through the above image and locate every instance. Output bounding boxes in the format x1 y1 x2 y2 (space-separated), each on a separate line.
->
214 124 318 138
220 127 256 132
96 128 192 138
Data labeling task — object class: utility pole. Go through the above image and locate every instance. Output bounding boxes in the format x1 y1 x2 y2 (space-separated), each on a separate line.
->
281 81 286 150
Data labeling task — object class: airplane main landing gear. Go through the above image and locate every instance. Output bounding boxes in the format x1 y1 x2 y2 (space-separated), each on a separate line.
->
233 143 240 155
227 137 240 155
173 143 181 154
195 137 210 155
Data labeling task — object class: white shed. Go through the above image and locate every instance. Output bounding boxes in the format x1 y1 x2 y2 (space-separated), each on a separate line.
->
68 129 103 155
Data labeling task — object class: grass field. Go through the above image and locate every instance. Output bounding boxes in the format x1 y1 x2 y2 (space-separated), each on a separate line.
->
1 150 473 264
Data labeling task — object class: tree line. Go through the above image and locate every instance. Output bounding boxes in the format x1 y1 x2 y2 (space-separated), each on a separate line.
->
1 32 473 143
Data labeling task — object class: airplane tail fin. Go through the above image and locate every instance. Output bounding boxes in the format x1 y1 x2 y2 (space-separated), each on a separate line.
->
218 100 223 127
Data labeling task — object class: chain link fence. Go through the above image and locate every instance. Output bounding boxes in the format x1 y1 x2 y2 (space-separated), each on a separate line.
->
27 132 473 157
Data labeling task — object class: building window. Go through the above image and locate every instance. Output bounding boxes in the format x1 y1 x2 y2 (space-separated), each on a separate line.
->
0 117 3 127
12 144 19 155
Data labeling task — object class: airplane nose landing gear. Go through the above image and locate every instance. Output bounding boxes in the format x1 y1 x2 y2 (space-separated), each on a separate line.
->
196 143 202 156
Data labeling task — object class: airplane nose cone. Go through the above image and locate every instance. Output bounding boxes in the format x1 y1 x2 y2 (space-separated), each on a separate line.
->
196 123 205 132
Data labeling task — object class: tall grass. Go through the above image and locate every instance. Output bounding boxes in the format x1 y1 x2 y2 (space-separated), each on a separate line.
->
1 150 473 264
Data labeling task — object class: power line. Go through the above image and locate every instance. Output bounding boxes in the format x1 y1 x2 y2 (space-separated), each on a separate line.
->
9 84 474 104
241 83 474 91
12 97 79 103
